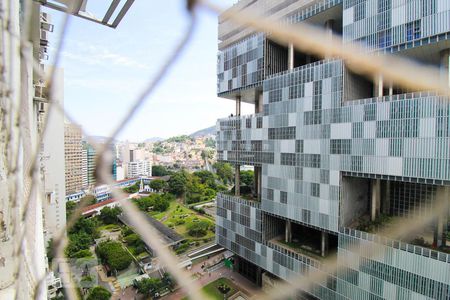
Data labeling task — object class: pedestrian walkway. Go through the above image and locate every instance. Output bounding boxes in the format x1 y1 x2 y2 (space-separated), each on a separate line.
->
161 253 260 300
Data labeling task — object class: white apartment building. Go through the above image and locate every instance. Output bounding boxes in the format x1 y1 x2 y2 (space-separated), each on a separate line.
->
81 147 88 188
41 67 66 242
127 160 152 178
64 122 83 194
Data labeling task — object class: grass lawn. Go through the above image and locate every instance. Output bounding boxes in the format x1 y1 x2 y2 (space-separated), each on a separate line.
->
184 278 238 300
203 278 237 299
97 224 120 231
150 201 215 240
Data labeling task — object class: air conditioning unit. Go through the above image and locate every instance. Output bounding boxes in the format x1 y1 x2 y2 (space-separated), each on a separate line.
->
41 21 54 32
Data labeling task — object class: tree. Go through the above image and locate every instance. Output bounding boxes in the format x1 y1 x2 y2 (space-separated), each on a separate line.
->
135 278 163 296
213 162 234 184
187 220 211 237
152 165 172 176
86 286 111 300
99 206 122 224
66 201 77 219
70 217 99 237
168 171 188 197
152 194 171 212
193 170 217 189
66 231 94 258
96 240 132 271
240 170 254 187
149 179 168 192
47 239 55 264
123 182 140 193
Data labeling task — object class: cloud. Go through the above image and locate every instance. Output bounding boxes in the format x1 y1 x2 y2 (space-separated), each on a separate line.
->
58 43 150 70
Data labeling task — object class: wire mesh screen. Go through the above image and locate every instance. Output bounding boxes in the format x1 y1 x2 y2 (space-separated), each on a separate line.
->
1 0 449 299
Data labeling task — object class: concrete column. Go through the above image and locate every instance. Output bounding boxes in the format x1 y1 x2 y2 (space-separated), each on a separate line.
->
382 181 391 215
255 91 263 113
235 164 240 196
285 220 292 243
288 43 294 70
236 95 241 116
254 166 262 200
321 231 329 257
371 179 381 221
324 19 335 59
374 74 384 97
440 49 450 88
434 186 449 247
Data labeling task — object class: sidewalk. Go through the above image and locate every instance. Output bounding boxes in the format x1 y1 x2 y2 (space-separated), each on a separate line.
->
161 253 260 300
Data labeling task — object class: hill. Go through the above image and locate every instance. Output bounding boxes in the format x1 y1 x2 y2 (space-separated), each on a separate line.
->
189 126 215 138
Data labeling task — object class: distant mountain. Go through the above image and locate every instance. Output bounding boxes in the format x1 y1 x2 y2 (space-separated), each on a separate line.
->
189 126 215 138
144 137 165 143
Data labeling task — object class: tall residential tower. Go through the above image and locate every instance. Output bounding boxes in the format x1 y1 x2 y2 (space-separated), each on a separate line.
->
215 1 450 299
64 122 83 194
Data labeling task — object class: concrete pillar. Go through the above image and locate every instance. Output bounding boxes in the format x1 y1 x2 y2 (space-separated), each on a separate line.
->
434 186 449 247
254 166 262 200
382 181 391 215
236 95 241 116
440 49 450 88
255 91 263 113
324 19 335 59
285 220 292 243
288 43 294 70
235 165 240 196
321 231 329 257
371 179 381 221
374 74 384 97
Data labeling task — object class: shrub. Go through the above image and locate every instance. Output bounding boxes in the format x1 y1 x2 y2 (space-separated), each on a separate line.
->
187 220 210 237
96 240 132 271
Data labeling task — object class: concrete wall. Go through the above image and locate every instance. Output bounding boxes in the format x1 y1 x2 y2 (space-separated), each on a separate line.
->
341 176 370 227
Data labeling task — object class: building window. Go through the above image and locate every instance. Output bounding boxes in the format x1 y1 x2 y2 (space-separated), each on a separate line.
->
311 183 320 197
280 191 287 204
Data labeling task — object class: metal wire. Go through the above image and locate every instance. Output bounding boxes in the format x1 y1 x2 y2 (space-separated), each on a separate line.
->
1 0 449 299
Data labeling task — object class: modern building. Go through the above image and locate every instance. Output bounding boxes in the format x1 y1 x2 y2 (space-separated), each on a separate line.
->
64 122 83 194
81 146 88 188
127 160 152 178
215 1 450 299
85 142 97 188
41 67 67 242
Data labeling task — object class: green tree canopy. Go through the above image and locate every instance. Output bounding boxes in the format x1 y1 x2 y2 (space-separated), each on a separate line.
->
99 206 122 224
168 171 188 196
86 286 111 300
149 179 168 192
213 162 234 184
96 240 132 271
240 170 254 187
123 182 140 193
193 170 217 189
135 278 163 296
134 193 173 212
152 165 172 176
187 220 211 237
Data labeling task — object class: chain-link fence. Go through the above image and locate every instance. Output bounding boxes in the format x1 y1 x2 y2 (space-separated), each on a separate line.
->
1 0 449 299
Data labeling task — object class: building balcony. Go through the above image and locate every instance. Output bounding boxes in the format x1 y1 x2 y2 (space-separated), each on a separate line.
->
341 227 450 263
